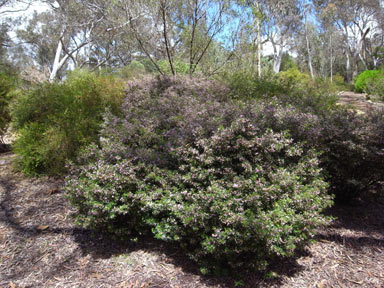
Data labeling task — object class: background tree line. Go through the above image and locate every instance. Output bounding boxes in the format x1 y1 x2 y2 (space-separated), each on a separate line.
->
0 0 383 81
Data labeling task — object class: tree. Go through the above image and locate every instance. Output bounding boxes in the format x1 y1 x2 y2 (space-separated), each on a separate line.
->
323 0 382 81
261 0 301 73
17 0 114 81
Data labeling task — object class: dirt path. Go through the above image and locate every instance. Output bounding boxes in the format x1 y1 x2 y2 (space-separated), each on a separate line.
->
1 152 384 288
337 91 384 113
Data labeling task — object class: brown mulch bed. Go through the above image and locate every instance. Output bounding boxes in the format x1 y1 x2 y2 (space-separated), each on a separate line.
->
1 152 384 288
337 91 384 113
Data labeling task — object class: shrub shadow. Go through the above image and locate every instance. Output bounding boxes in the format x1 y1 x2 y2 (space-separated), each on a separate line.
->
326 192 384 236
0 174 306 287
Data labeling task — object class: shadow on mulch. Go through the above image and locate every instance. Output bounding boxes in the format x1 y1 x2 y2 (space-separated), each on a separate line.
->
0 144 11 153
1 167 383 287
315 193 384 252
328 194 384 235
70 230 309 287
0 176 306 288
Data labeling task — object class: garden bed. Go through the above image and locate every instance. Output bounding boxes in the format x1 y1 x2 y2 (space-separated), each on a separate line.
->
1 152 383 288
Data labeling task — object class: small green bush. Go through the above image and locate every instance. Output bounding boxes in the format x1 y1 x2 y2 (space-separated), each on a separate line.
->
0 72 14 143
224 71 287 100
157 59 191 75
225 71 338 114
11 70 125 175
365 74 384 100
354 70 382 93
118 60 146 79
278 68 312 91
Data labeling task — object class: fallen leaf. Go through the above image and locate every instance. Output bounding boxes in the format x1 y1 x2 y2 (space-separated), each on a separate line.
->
347 279 363 285
317 279 327 288
48 188 59 195
36 225 49 231
10 282 16 288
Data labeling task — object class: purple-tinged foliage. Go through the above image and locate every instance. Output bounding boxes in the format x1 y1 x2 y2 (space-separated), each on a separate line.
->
65 76 334 272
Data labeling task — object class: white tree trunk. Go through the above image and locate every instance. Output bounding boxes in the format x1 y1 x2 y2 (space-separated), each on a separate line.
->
346 50 351 82
49 38 88 81
257 19 262 78
304 5 314 79
273 48 283 73
330 34 333 82
49 39 63 82
305 32 314 79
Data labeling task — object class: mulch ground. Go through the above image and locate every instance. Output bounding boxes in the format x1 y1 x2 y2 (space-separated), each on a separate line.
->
1 152 383 288
337 91 384 113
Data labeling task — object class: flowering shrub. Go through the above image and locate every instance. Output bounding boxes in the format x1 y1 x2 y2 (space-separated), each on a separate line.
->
142 120 332 271
318 109 384 201
246 102 384 202
65 76 333 272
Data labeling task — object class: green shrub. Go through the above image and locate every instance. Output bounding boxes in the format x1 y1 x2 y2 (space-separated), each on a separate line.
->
118 60 146 79
0 72 14 143
157 59 191 75
11 70 125 175
224 71 287 100
365 74 384 100
65 76 333 272
354 70 382 93
232 101 384 202
225 71 338 114
278 68 312 91
333 74 345 86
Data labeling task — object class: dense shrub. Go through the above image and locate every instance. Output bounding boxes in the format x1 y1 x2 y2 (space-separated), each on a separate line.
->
318 109 384 201
224 71 288 100
278 68 312 91
65 76 384 273
354 70 382 93
11 70 125 175
365 74 384 100
225 71 338 114
157 59 193 75
117 60 146 79
65 76 333 272
246 102 384 202
0 72 14 143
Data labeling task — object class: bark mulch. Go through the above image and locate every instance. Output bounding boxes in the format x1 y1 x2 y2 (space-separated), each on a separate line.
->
1 152 383 288
337 91 384 113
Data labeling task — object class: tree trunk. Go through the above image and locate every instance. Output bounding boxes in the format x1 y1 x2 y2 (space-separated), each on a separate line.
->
306 31 314 79
257 18 262 78
160 0 175 76
304 6 314 79
346 50 351 83
330 34 333 82
273 48 283 73
49 39 63 82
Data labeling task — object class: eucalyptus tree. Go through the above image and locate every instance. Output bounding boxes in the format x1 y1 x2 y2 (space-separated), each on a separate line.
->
174 0 234 76
107 0 235 76
234 0 266 77
260 0 301 73
315 0 382 81
16 0 113 81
